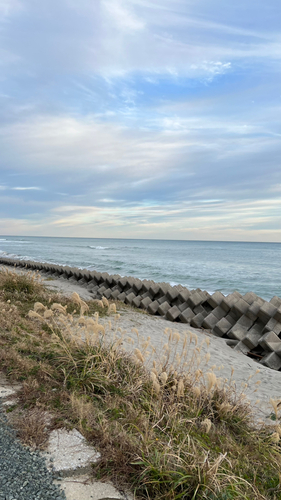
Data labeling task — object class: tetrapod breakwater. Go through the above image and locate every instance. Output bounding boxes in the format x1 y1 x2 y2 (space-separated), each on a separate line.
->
1 256 281 371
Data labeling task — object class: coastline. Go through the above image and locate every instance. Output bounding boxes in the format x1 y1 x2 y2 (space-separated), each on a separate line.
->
2 259 281 426
1 236 280 301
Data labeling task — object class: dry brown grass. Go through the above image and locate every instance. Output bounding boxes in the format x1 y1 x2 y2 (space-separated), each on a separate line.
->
7 404 51 449
0 268 281 499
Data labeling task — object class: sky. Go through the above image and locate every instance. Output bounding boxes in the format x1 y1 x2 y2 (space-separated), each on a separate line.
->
0 0 281 241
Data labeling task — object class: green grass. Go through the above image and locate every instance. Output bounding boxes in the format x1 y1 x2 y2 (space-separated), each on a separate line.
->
0 267 281 499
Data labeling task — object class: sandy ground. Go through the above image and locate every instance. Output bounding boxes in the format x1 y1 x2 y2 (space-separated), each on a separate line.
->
6 268 281 425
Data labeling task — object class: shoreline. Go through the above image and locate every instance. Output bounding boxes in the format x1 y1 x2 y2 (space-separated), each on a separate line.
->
1 259 281 426
0 237 280 302
0 257 281 367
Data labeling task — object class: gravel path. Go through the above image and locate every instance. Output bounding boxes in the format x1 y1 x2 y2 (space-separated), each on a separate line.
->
0 404 65 500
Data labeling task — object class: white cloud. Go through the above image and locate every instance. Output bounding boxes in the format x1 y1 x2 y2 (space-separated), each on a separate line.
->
1 195 279 241
102 0 145 32
0 0 22 19
0 114 190 177
12 186 43 190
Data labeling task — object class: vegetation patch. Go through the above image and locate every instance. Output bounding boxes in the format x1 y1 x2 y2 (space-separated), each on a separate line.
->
0 267 281 499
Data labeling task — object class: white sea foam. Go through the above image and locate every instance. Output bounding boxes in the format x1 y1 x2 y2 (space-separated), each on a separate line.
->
88 246 109 250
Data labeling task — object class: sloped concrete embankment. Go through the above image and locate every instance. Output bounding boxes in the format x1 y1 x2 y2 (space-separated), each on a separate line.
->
1 257 281 371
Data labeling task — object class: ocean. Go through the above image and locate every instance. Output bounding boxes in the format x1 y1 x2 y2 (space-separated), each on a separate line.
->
0 236 280 301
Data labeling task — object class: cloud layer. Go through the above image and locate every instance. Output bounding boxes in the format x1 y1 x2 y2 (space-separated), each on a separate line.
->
0 0 280 240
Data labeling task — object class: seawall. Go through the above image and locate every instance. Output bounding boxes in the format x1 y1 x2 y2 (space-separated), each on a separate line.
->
1 256 281 371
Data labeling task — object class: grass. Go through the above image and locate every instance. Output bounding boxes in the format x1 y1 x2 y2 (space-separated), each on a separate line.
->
0 266 281 499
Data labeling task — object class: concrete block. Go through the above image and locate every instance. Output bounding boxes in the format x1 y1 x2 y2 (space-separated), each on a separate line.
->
224 313 237 325
111 274 122 286
132 280 143 293
124 292 136 305
233 341 249 355
158 295 169 305
132 296 142 308
158 301 171 317
75 269 84 280
69 275 79 283
243 328 263 350
227 324 248 341
262 318 280 334
270 296 281 308
274 323 281 337
207 291 225 309
178 289 191 302
190 312 207 329
118 277 128 290
100 272 109 282
245 298 264 321
105 275 113 286
89 270 97 279
212 306 227 320
175 284 185 292
243 292 259 305
140 296 152 310
142 280 154 293
178 307 195 324
178 303 189 312
231 298 249 318
187 292 204 309
82 270 92 281
149 284 160 298
88 271 98 281
126 277 136 289
200 301 213 314
228 309 241 321
193 304 207 315
166 287 179 302
220 292 241 313
212 317 234 337
147 300 160 315
158 283 170 296
202 313 219 330
117 292 126 302
86 279 97 289
78 278 87 286
258 302 278 323
237 315 254 329
97 285 107 296
274 306 281 323
260 352 281 370
94 272 103 284
259 331 281 352
166 305 181 322
102 288 112 299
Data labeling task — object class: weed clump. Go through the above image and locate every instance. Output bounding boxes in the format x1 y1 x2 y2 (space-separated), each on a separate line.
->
0 267 42 295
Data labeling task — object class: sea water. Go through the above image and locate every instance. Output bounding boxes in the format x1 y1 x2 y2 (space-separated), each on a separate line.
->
0 236 280 301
